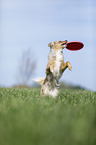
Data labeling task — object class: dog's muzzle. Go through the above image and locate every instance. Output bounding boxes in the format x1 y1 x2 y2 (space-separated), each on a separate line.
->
61 40 67 46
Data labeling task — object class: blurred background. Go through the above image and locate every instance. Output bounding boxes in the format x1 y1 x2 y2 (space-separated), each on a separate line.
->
0 0 96 91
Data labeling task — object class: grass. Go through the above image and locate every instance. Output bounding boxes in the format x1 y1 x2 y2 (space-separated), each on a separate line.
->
0 88 96 145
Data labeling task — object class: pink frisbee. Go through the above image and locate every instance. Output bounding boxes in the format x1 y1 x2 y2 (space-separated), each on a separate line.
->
66 41 84 51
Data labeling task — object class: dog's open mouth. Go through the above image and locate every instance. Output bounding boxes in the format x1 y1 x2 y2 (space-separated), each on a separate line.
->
61 40 67 46
61 41 67 48
61 42 67 46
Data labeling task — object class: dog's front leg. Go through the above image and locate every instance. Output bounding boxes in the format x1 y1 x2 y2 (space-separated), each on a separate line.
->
61 61 72 73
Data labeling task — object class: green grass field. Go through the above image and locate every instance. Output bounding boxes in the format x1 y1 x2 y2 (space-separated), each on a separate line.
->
0 88 96 145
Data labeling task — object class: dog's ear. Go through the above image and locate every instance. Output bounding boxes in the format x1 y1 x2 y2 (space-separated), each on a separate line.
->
48 42 51 47
48 42 54 48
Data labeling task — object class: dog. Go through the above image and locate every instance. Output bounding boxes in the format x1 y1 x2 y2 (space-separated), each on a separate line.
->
33 40 72 98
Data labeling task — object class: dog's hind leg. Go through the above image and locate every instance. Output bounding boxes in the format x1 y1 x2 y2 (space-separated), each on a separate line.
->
61 61 72 73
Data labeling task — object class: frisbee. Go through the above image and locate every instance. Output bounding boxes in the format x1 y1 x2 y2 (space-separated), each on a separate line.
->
66 41 84 51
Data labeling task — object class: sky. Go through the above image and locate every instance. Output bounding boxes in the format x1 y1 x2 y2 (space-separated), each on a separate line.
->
0 0 96 91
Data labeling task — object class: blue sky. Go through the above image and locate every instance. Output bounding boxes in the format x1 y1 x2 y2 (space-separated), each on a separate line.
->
0 0 96 91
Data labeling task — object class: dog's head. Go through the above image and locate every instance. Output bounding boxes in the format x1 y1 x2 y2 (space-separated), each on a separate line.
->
48 40 67 51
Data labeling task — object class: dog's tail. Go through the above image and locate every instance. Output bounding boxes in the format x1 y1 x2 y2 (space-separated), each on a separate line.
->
33 77 45 84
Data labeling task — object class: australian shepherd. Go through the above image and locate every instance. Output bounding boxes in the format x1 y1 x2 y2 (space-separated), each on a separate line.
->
33 40 72 98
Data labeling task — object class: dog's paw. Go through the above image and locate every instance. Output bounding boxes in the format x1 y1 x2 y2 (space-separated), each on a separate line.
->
56 83 60 87
68 62 72 71
50 66 54 73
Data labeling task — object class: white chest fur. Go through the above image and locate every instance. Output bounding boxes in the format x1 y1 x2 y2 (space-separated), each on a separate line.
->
53 50 64 78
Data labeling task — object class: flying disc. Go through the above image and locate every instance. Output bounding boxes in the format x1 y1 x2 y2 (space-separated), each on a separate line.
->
66 41 84 51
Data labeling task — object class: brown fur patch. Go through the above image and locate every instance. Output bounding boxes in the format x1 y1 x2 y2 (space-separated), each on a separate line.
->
48 59 56 72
